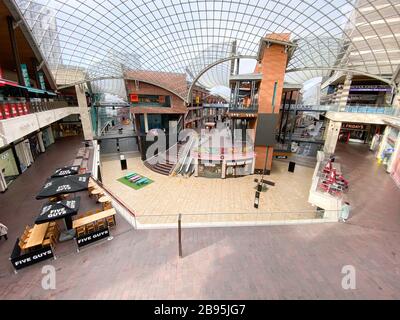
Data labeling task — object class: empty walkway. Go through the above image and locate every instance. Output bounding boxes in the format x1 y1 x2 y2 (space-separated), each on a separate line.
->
0 140 399 299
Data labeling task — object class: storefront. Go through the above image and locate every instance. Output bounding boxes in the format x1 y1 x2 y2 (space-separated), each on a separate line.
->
377 124 400 173
28 133 42 160
0 147 20 186
338 123 370 144
14 139 34 173
194 147 255 179
52 115 83 138
42 126 55 148
198 160 223 178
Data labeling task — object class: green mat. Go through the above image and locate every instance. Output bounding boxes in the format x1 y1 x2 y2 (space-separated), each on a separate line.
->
117 174 154 190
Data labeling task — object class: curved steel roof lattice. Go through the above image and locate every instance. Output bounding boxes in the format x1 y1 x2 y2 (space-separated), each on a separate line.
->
11 0 400 101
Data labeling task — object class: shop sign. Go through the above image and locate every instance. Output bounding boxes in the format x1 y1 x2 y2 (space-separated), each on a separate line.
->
3 103 11 119
76 227 110 248
11 246 54 270
349 85 392 92
21 64 31 87
17 103 24 115
10 103 18 117
275 155 288 159
38 71 46 90
129 94 139 102
342 123 366 130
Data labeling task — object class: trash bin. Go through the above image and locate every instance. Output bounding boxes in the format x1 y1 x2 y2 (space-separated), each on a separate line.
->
340 202 351 222
120 154 127 170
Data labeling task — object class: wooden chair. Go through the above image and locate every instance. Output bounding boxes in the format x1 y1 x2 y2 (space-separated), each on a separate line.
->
86 222 95 234
103 201 113 210
42 237 55 248
106 215 116 228
20 233 29 244
96 219 107 231
76 226 86 238
18 239 26 249
84 210 94 217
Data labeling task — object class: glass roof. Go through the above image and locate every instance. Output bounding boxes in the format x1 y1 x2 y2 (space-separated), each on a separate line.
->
13 0 400 101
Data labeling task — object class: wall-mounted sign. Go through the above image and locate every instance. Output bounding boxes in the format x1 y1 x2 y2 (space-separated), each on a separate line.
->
129 94 139 102
195 96 200 104
20 64 31 87
350 85 392 92
274 155 288 159
38 71 46 90
342 123 366 130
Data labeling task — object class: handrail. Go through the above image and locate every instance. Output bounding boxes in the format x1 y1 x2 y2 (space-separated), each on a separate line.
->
172 134 196 176
100 120 113 135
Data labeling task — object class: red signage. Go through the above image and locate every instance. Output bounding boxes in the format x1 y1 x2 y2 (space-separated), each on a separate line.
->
17 102 24 116
129 94 139 102
23 102 29 115
3 103 11 119
10 103 18 117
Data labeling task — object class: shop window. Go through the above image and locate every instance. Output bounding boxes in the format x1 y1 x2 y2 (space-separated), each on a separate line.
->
0 149 19 185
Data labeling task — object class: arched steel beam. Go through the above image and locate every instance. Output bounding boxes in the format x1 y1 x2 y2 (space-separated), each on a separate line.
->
286 67 397 89
57 76 188 102
186 55 257 103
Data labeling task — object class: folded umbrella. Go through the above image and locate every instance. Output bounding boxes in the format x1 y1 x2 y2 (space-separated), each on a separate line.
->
36 173 91 199
51 165 80 178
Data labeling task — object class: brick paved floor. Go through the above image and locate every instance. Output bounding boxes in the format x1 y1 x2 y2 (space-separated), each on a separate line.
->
0 140 399 299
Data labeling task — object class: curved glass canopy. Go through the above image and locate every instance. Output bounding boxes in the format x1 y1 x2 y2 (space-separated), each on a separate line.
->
13 0 400 101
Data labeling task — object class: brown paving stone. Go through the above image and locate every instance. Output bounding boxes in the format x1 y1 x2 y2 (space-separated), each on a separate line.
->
0 141 399 299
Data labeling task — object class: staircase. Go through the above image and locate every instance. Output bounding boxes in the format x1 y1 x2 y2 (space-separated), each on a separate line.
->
143 143 185 176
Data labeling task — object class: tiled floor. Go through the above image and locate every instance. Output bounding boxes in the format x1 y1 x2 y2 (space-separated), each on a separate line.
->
0 139 399 299
100 152 316 224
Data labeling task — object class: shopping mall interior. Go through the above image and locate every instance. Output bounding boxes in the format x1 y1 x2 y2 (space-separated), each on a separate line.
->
0 0 400 300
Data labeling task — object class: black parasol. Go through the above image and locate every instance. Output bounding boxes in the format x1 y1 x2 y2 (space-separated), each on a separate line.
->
35 197 81 228
36 173 90 200
51 165 80 178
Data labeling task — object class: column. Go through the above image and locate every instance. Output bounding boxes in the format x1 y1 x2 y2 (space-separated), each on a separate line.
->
75 84 94 141
254 34 292 172
323 120 342 154
144 113 149 133
338 73 352 109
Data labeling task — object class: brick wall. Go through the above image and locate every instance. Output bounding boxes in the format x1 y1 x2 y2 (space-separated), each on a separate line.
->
127 80 186 114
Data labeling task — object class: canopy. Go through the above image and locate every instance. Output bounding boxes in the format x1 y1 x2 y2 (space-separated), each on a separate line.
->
51 165 80 178
35 197 81 224
36 173 90 199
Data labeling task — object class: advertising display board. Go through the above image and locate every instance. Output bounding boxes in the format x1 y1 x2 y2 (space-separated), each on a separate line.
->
76 227 110 249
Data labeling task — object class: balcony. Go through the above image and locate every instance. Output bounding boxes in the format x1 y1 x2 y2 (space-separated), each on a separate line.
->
228 103 258 114
332 105 397 115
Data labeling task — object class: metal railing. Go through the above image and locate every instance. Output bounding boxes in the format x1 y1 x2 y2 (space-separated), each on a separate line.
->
330 105 396 115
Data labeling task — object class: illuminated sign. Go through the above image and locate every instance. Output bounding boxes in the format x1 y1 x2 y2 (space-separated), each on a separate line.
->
342 123 366 130
129 94 139 102
21 64 31 87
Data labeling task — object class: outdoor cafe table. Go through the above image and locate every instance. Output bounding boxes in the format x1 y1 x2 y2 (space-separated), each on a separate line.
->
73 208 116 229
23 223 49 249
